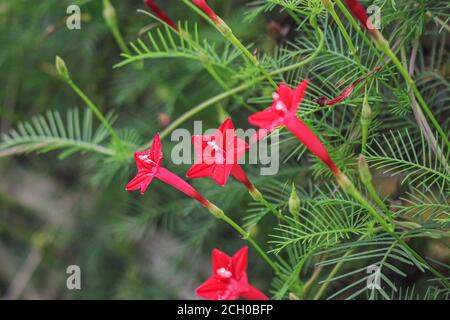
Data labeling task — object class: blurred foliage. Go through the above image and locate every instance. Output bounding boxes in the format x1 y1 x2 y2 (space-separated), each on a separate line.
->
0 0 449 300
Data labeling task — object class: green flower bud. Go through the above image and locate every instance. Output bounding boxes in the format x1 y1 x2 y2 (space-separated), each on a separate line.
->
361 96 372 125
321 0 334 11
358 154 372 183
288 183 301 217
289 293 300 300
55 56 70 81
103 0 117 27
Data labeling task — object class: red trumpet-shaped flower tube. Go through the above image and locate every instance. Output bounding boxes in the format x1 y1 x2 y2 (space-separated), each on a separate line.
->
144 0 178 31
192 0 219 23
126 134 210 208
343 0 380 40
187 118 255 191
196 246 269 300
316 66 383 106
249 81 340 175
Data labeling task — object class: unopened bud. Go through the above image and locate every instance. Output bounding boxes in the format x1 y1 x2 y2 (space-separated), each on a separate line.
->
361 97 372 124
55 56 70 81
103 0 117 27
358 154 372 183
336 171 353 192
206 202 225 219
288 183 301 216
321 0 334 11
289 293 300 300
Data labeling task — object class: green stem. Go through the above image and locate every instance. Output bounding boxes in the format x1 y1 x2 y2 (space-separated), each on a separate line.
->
219 213 279 273
145 19 324 148
324 1 366 75
181 0 277 88
334 0 449 149
224 29 278 88
337 173 450 288
375 39 450 149
249 186 290 223
363 179 395 227
67 80 119 143
313 236 360 300
334 0 402 88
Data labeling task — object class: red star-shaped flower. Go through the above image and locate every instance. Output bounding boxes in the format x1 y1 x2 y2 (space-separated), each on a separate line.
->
126 134 210 207
248 81 340 175
196 246 269 300
187 118 253 189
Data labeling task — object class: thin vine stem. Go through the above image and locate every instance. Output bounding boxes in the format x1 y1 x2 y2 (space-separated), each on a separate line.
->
334 0 450 149
219 213 280 273
148 17 325 148
67 80 119 143
324 1 366 75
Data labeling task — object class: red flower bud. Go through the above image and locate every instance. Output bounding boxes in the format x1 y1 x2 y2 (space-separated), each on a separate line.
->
192 0 219 22
144 0 178 31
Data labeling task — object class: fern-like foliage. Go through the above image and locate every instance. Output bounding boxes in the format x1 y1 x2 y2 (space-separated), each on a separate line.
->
366 130 450 192
115 19 240 75
0 108 113 158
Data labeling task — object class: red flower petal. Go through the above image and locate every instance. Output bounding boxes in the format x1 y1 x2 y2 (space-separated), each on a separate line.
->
241 285 270 300
125 171 154 195
231 165 254 191
187 118 249 187
248 108 284 136
212 249 232 273
277 82 294 107
290 80 308 112
148 133 163 164
155 167 209 206
196 276 237 300
186 162 214 179
231 246 248 278
144 0 178 31
284 115 339 174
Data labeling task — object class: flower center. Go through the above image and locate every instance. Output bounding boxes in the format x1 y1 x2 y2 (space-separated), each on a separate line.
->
216 267 233 279
274 100 287 112
138 154 156 165
207 140 226 163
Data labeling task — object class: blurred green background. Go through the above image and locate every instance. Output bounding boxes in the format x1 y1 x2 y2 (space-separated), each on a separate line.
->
0 0 274 299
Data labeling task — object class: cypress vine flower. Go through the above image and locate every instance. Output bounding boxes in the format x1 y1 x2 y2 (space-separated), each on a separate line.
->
186 118 254 189
248 81 340 175
196 246 269 300
126 134 211 208
192 0 219 23
143 0 178 31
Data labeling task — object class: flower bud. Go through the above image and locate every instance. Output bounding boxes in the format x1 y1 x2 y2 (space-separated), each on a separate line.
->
321 0 334 11
289 293 300 300
361 96 372 124
55 56 70 81
288 183 301 216
358 154 372 183
103 0 117 28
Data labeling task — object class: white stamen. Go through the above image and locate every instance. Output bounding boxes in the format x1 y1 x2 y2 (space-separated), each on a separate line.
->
275 100 287 111
207 141 220 151
272 92 280 100
216 267 232 279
